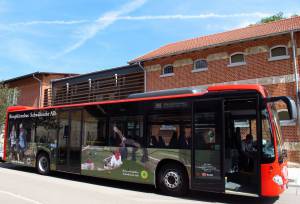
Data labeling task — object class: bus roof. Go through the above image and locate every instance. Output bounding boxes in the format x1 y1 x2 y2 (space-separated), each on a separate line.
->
207 84 267 96
7 84 266 113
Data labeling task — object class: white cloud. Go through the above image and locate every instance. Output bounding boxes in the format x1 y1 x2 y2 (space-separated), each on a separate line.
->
117 12 272 20
53 0 147 58
11 20 89 26
10 12 273 27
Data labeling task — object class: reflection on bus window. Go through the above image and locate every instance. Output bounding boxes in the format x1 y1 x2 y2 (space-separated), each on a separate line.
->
82 110 106 146
148 114 191 149
234 119 257 142
262 109 275 163
271 104 284 162
109 116 143 148
194 112 218 150
35 117 58 145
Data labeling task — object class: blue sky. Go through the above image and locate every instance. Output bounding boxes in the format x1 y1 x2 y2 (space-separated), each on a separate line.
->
0 0 300 80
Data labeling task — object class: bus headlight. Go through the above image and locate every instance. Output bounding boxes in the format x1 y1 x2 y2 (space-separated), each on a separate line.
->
273 175 283 186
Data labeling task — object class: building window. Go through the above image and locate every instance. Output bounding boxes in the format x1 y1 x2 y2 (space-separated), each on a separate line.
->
228 52 246 67
192 59 208 72
161 65 174 77
269 45 289 61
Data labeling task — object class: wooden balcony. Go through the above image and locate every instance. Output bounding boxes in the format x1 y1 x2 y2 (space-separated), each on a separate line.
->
43 71 144 107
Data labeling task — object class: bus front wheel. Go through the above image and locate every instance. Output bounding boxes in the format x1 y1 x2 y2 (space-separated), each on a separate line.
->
37 153 50 175
157 163 188 196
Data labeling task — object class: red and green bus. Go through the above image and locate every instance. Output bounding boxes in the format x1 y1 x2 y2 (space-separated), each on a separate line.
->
2 84 296 197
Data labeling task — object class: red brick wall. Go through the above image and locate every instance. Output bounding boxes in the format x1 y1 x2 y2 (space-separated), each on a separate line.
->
288 151 300 163
7 74 71 108
145 34 294 91
8 78 40 107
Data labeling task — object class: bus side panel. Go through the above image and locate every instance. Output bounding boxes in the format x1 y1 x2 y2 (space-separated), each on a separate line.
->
261 161 288 197
261 105 288 197
3 112 9 161
81 146 190 185
5 110 52 168
5 123 37 167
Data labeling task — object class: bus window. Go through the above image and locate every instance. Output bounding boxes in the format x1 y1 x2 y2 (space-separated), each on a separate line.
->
110 120 125 147
272 105 284 153
261 109 275 163
82 110 107 147
126 117 143 147
109 116 143 148
195 112 218 150
35 116 58 144
70 111 82 148
148 114 191 149
35 124 48 143
233 119 257 143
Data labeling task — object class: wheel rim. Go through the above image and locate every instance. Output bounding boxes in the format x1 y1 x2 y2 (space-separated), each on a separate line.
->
38 156 48 172
163 171 180 189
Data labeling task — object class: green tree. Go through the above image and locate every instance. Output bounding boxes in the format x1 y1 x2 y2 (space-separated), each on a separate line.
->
0 84 18 126
259 12 285 24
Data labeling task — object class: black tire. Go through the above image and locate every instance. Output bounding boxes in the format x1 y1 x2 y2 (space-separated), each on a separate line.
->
157 163 188 196
36 153 50 175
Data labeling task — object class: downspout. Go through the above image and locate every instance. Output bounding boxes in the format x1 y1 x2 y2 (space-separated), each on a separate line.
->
138 61 147 92
290 31 300 125
32 73 42 108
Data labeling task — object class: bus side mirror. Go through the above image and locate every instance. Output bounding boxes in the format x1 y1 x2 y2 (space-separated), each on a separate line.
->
266 96 297 120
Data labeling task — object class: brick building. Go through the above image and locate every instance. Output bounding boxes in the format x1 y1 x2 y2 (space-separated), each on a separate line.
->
2 72 76 108
130 16 300 162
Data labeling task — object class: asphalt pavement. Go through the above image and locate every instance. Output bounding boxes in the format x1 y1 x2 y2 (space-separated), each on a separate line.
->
0 162 299 204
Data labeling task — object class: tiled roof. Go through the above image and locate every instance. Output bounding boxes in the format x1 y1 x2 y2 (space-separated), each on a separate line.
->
130 16 300 63
2 72 78 84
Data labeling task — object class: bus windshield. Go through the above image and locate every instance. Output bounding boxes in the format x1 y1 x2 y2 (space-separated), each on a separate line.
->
261 108 275 163
271 104 284 160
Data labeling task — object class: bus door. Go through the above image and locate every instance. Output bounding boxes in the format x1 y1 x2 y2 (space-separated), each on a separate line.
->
57 110 82 173
191 99 225 192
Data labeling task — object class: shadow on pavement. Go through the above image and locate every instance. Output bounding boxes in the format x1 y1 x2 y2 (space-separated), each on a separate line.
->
0 162 279 204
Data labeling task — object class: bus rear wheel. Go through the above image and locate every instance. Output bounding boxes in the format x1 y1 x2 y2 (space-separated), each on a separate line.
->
157 163 188 196
37 153 50 175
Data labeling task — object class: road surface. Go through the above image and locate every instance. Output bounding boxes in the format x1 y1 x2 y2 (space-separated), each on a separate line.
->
0 162 298 204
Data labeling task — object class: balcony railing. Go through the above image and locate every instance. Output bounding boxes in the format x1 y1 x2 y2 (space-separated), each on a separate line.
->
43 72 144 107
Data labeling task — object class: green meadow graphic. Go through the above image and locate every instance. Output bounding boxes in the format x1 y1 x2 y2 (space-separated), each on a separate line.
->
81 146 191 184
